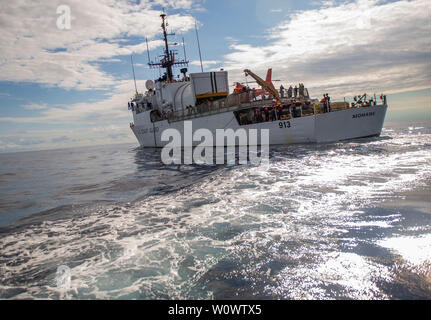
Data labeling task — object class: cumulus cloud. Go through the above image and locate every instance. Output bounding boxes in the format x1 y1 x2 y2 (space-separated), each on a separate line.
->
0 78 145 151
0 124 134 152
0 0 198 90
222 0 431 98
0 79 141 124
23 103 48 110
190 60 221 68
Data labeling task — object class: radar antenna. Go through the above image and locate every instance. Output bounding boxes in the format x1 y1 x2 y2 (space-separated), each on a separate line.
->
147 13 189 81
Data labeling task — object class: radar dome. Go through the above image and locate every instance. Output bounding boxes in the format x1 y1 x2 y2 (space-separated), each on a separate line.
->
145 80 155 90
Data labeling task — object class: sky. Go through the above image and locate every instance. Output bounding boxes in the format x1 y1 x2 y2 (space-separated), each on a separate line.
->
0 0 430 152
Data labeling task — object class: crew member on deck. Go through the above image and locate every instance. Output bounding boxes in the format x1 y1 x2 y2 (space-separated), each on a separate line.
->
326 94 331 112
321 95 327 113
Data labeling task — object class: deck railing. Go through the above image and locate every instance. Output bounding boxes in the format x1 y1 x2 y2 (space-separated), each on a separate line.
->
162 93 386 123
168 93 274 123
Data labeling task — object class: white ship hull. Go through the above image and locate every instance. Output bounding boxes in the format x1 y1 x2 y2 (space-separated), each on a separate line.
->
131 103 387 147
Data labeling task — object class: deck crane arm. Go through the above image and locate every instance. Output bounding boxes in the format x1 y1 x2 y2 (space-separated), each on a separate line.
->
244 69 281 102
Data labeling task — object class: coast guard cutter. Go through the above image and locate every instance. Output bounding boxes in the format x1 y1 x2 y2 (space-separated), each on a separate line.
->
128 13 388 147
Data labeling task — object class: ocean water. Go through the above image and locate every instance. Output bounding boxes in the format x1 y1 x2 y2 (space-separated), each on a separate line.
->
1 121 431 300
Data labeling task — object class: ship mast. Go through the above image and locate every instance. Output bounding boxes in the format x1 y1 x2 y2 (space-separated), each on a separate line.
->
148 13 189 82
161 13 173 81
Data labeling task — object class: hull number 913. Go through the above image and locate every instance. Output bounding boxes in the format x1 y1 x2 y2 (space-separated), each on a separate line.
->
279 121 291 129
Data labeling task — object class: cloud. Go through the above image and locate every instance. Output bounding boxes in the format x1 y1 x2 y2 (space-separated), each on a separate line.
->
0 0 199 90
190 60 221 68
23 103 48 110
50 135 71 143
0 122 135 152
0 78 145 152
0 80 141 125
221 0 431 98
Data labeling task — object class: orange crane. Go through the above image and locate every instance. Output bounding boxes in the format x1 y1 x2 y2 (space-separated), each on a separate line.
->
244 68 281 102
